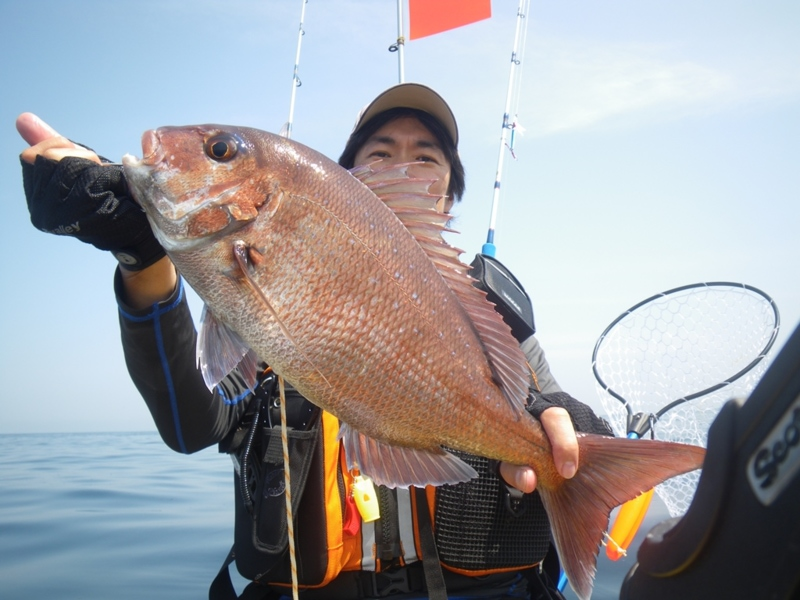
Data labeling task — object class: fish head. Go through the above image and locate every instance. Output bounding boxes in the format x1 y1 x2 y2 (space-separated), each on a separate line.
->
122 124 287 252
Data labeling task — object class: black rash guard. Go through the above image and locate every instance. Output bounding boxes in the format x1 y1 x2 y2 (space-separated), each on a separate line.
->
116 270 253 453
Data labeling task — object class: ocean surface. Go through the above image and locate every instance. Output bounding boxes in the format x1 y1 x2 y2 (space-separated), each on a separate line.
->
0 432 670 600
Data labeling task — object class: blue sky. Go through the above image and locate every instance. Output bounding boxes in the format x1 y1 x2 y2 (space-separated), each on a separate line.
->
2 0 798 434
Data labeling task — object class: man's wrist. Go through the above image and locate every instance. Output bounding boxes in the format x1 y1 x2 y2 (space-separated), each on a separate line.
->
118 255 178 309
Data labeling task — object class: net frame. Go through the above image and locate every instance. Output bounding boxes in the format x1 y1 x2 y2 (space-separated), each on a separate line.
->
592 282 780 516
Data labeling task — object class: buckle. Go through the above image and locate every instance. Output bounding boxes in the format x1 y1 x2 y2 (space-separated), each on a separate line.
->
371 568 411 596
503 484 528 518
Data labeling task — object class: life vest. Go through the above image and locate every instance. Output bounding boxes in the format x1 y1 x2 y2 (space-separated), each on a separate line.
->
227 253 548 590
229 403 551 592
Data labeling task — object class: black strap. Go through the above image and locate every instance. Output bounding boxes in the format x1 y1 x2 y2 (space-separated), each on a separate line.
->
414 487 448 600
209 546 238 600
525 544 567 600
209 545 281 600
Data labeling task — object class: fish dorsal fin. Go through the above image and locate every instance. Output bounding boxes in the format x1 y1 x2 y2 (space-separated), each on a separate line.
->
197 304 259 391
339 422 477 488
353 163 531 416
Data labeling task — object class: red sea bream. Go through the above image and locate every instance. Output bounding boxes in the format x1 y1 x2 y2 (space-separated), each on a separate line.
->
122 125 705 599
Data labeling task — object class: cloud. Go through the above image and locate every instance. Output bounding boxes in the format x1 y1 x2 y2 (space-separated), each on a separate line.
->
522 37 799 135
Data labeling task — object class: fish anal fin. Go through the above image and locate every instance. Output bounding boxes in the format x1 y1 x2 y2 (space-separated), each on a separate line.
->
339 422 477 488
197 304 259 391
538 434 706 600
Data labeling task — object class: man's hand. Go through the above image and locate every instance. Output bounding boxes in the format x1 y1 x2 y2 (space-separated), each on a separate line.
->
17 112 166 273
16 112 176 307
499 406 578 493
17 112 101 164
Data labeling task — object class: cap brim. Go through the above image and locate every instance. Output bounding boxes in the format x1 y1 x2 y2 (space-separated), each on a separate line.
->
353 83 458 146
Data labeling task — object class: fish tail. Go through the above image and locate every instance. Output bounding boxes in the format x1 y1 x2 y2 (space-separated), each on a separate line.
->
537 434 705 600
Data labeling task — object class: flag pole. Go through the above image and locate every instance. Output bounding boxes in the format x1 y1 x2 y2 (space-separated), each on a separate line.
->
482 0 530 257
389 0 406 83
284 0 309 139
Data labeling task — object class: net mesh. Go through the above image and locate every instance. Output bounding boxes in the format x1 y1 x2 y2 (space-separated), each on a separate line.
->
593 283 778 517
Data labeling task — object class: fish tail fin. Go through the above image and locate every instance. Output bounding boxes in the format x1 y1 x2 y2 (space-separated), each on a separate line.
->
537 434 705 600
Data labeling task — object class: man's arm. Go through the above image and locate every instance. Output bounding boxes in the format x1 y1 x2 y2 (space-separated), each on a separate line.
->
116 271 252 453
18 112 251 453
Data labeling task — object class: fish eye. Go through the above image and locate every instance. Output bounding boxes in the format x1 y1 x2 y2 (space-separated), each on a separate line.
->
205 133 240 162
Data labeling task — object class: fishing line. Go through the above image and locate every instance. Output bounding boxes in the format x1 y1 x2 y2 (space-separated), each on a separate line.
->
278 375 300 600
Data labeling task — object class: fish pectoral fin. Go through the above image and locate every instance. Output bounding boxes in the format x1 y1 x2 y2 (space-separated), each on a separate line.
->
339 422 477 488
197 304 259 391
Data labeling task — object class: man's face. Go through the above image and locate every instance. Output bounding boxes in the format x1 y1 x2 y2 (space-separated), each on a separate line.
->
353 116 454 213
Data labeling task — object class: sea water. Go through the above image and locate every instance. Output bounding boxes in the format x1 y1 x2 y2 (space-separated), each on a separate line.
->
0 432 669 599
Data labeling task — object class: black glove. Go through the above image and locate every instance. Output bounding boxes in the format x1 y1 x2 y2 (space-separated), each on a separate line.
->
21 154 165 270
527 389 615 436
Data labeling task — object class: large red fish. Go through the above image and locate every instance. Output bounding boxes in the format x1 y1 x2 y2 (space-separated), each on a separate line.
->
122 125 705 599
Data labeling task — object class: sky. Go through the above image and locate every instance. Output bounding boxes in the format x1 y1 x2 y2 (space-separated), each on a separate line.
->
1 0 799 435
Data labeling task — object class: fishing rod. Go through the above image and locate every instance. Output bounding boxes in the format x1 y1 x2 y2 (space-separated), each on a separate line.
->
388 0 406 83
482 0 531 258
283 0 309 140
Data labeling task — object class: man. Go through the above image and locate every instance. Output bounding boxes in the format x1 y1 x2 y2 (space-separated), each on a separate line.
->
18 83 612 599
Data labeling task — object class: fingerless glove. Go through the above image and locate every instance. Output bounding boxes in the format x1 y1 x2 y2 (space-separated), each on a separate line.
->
527 389 615 436
22 154 165 270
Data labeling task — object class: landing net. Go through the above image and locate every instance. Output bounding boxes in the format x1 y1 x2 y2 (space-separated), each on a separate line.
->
593 282 780 517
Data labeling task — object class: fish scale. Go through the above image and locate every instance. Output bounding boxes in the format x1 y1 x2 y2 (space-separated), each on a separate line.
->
264 192 490 424
123 124 706 599
216 172 492 452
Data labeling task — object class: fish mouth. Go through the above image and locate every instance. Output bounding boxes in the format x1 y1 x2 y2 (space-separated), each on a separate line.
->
154 179 244 222
120 128 164 200
123 129 166 170
140 129 163 165
121 152 152 207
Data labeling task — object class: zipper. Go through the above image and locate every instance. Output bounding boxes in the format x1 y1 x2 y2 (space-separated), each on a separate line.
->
375 485 401 567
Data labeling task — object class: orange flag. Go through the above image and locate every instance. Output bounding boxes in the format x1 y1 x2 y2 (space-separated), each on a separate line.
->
409 0 492 40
